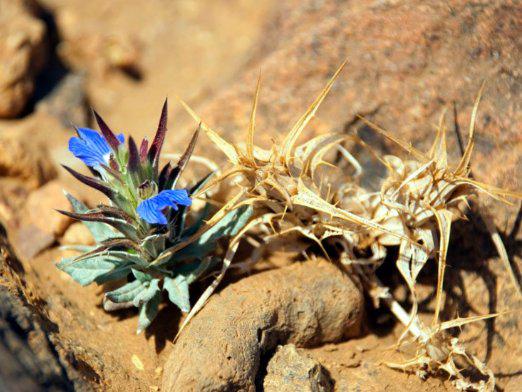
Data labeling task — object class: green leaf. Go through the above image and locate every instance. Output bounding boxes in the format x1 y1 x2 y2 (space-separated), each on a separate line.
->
65 192 118 243
132 268 153 282
59 245 96 253
169 172 215 241
105 280 145 303
176 258 212 284
180 203 211 239
132 279 160 307
141 235 166 259
95 264 132 284
57 256 125 286
189 171 215 195
137 291 161 334
106 250 150 268
95 216 139 242
169 205 254 262
196 204 253 245
163 275 190 312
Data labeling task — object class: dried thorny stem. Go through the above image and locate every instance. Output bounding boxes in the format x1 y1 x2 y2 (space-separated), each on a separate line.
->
180 63 521 390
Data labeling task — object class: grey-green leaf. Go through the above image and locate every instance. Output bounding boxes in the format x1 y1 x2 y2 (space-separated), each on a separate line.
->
57 256 122 286
136 291 161 334
132 268 153 282
107 251 149 268
141 235 166 259
177 258 212 284
105 280 145 303
163 275 190 312
133 279 160 307
95 264 132 284
166 205 254 263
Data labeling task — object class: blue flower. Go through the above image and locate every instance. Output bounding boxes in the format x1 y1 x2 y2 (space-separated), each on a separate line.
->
69 128 124 167
136 189 192 225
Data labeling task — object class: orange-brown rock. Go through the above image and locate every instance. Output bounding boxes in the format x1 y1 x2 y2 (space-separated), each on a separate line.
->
0 0 47 118
162 259 363 391
61 222 94 246
183 0 521 223
25 180 72 237
0 133 57 190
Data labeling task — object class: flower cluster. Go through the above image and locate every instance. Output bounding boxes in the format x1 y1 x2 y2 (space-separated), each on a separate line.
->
67 104 192 225
57 101 251 332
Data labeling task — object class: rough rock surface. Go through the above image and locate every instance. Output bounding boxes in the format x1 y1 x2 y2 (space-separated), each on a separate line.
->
183 0 521 219
55 8 141 77
36 73 89 128
0 132 57 229
0 132 57 190
24 180 72 237
0 0 47 118
0 223 85 391
14 224 56 260
264 344 333 392
162 259 363 391
61 222 94 246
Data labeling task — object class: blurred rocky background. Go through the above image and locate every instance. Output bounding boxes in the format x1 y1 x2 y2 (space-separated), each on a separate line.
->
0 0 520 390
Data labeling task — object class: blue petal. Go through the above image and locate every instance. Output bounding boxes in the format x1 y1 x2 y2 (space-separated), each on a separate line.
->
136 190 192 225
161 189 192 208
136 198 168 225
69 128 124 167
69 128 111 167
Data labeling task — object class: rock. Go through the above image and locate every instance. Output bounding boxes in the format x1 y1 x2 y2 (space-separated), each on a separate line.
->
264 344 333 392
14 224 56 260
0 0 47 118
183 0 521 225
162 259 363 391
61 222 94 246
0 222 86 390
56 7 141 77
0 179 30 227
0 133 57 190
36 73 89 127
25 180 72 237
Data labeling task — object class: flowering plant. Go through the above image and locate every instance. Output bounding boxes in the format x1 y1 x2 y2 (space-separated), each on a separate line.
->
57 101 252 332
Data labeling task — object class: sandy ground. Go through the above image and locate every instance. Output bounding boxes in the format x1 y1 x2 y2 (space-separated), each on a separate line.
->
0 0 520 390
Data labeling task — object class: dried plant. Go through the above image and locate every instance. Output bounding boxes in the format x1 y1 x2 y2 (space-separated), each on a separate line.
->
181 64 521 390
56 102 252 332
355 93 521 390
